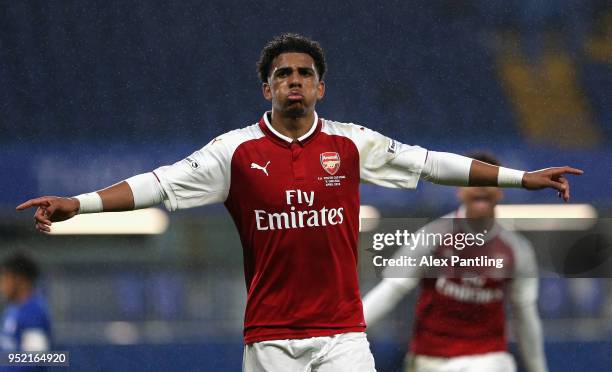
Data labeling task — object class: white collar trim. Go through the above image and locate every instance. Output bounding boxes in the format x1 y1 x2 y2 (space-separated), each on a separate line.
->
263 111 319 143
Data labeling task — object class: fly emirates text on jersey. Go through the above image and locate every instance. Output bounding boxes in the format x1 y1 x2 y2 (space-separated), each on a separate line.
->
254 189 344 231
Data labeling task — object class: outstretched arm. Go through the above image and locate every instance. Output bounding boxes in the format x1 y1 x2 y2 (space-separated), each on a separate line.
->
16 173 164 233
18 132 237 233
510 278 548 372
363 277 419 327
421 151 583 201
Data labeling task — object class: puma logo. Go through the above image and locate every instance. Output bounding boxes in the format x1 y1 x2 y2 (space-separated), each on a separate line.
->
251 161 270 176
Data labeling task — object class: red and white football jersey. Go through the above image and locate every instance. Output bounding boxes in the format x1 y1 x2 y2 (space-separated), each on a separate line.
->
153 112 427 344
409 213 538 357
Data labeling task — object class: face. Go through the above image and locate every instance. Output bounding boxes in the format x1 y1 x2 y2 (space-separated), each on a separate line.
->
457 186 503 218
262 52 325 117
0 271 17 302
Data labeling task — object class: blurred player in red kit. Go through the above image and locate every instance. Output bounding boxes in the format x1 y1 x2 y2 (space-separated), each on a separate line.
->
17 34 578 371
363 153 548 372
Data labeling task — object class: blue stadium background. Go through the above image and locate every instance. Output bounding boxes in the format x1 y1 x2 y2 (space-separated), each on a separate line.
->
1 1 611 371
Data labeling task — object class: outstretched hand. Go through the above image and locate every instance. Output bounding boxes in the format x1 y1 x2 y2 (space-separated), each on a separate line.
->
521 166 583 202
16 196 80 233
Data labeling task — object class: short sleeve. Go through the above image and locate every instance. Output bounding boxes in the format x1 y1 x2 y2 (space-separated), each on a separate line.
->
152 124 265 211
323 121 427 189
509 233 539 279
501 231 539 305
154 139 232 211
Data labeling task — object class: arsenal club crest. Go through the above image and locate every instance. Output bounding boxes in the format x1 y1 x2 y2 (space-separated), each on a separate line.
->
320 152 341 175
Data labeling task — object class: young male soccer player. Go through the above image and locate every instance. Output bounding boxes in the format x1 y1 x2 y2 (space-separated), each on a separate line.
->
0 253 52 372
363 153 548 372
17 34 580 371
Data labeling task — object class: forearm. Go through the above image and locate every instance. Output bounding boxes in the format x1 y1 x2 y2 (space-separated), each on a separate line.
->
20 169 170 232
421 151 524 187
75 182 134 213
512 302 548 372
94 181 135 211
510 276 547 372
75 173 164 213
470 158 524 187
363 278 417 327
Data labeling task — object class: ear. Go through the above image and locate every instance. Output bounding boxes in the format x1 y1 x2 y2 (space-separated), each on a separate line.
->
262 82 272 101
317 80 326 101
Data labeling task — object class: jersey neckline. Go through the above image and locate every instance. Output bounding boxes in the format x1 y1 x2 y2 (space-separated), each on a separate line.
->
259 111 322 147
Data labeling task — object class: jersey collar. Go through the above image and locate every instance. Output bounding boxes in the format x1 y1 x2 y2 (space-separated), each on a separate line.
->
260 111 321 146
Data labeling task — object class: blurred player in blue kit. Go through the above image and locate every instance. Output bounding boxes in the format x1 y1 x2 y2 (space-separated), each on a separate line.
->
0 253 51 372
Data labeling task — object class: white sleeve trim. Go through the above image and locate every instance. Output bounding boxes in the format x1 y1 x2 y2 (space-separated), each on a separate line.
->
510 280 548 372
74 192 103 214
363 278 418 327
21 329 50 351
504 230 547 372
421 151 472 186
125 173 165 209
498 167 525 188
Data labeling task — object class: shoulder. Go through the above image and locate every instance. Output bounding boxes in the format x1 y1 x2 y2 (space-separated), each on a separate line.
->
186 123 265 166
201 122 265 152
218 122 266 143
497 228 537 268
321 119 394 153
17 297 50 323
498 229 534 252
321 119 372 137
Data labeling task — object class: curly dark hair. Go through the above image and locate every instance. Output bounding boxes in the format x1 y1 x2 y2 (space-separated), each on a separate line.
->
257 33 326 83
1 252 40 282
466 151 501 167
